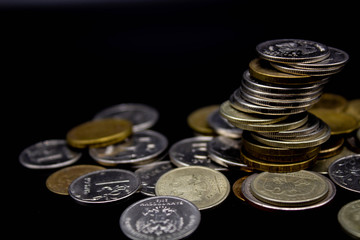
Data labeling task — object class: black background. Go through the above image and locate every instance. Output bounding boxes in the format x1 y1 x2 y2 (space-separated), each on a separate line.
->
4 0 359 239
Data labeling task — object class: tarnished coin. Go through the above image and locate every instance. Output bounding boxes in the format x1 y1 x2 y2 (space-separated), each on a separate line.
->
66 118 132 148
69 169 141 205
207 109 243 138
232 176 249 201
19 139 81 169
155 166 230 210
187 105 219 135
338 199 360 239
46 164 106 195
89 130 168 166
134 161 174 196
344 99 360 123
309 93 348 113
169 136 227 171
241 173 336 211
250 170 329 207
93 103 159 132
120 196 201 240
328 154 360 193
256 39 329 63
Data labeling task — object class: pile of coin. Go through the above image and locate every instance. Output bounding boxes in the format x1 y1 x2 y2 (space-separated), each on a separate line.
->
220 39 350 172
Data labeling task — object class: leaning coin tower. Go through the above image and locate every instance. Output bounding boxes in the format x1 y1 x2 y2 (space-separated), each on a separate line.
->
220 39 349 172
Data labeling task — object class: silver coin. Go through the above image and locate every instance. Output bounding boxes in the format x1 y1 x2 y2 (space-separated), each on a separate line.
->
89 130 168 165
69 169 141 205
93 103 159 132
256 39 329 63
19 139 81 169
328 154 360 193
207 136 249 169
270 62 342 76
207 109 243 138
169 136 227 171
134 161 174 196
120 195 201 240
337 199 360 239
241 173 336 211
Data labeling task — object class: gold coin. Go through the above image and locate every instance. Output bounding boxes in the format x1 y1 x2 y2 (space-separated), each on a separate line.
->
232 176 249 201
187 105 219 135
46 164 106 195
344 99 360 123
249 58 313 85
66 118 132 148
318 135 344 159
240 149 317 173
309 110 359 135
309 93 348 112
155 166 230 210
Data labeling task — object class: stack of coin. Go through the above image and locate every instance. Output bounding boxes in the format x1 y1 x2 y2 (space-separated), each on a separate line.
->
220 39 349 172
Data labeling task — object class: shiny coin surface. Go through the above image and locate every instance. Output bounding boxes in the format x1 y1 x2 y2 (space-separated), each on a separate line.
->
250 170 329 207
187 105 219 135
270 62 342 76
207 109 243 138
134 161 174 196
337 199 360 239
69 169 141 205
241 173 335 211
120 196 201 240
46 164 106 195
328 154 360 193
19 139 81 169
66 118 132 148
169 136 227 171
256 39 329 63
93 103 159 132
155 166 230 210
89 130 168 166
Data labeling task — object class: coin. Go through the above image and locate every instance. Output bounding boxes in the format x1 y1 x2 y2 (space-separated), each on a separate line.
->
46 164 106 195
89 130 168 166
270 62 342 76
169 136 227 171
187 105 219 135
155 166 230 210
19 139 81 169
241 173 336 211
134 161 174 196
207 109 243 138
250 170 329 207
309 93 348 112
93 103 159 132
344 99 360 123
256 39 329 63
337 199 360 239
68 169 141 205
66 118 133 148
328 154 360 193
120 196 201 240
318 135 344 159
232 176 249 201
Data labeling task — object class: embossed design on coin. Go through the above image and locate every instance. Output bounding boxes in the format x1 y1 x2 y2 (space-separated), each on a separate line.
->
19 139 81 169
69 169 140 205
155 166 230 210
338 199 360 239
120 196 200 240
328 154 360 193
250 170 329 206
93 103 159 132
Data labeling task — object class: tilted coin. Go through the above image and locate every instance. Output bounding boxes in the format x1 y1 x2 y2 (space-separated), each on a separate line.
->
66 118 133 148
89 130 168 166
187 105 219 135
250 170 329 207
134 161 174 196
19 139 81 169
270 61 342 76
241 173 336 211
338 199 360 239
169 136 227 171
120 196 201 240
256 39 329 63
344 99 360 123
69 169 141 205
207 109 243 138
309 93 348 112
46 164 106 195
93 103 159 132
232 176 249 201
155 166 230 210
328 154 360 193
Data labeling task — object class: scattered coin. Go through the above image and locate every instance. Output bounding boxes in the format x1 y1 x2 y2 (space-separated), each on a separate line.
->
338 199 360 239
120 196 201 240
19 139 81 169
187 105 219 135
